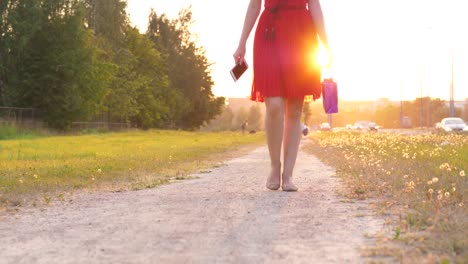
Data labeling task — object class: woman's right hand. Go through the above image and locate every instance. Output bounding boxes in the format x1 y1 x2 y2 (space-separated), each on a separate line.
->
233 45 247 65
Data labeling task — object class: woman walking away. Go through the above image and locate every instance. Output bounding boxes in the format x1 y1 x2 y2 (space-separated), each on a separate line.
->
233 0 331 191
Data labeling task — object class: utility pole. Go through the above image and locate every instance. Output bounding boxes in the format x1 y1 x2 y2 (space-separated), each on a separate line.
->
420 64 424 128
427 96 430 127
450 48 455 117
427 80 430 127
400 80 403 128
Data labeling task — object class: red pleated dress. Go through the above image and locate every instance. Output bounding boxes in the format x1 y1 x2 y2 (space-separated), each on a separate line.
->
251 0 322 102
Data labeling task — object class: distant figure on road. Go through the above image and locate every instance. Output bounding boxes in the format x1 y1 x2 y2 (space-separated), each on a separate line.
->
301 123 309 137
241 120 248 134
234 0 331 192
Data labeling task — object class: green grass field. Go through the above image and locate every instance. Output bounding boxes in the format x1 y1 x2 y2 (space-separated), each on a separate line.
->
304 131 467 263
0 124 46 140
0 130 265 207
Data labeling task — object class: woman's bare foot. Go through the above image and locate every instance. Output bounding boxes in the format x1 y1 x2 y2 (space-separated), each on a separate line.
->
266 163 281 190
281 174 298 192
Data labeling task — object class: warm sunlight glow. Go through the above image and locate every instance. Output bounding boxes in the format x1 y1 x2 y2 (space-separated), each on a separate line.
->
317 44 330 68
127 0 468 101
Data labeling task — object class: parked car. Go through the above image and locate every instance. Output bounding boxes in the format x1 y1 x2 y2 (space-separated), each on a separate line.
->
354 121 380 131
438 117 468 132
319 122 331 131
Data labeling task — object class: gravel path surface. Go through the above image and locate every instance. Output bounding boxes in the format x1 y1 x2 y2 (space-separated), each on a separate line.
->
0 142 385 264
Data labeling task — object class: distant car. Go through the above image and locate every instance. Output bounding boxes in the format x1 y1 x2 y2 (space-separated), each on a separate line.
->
354 121 380 131
439 117 468 132
320 122 331 131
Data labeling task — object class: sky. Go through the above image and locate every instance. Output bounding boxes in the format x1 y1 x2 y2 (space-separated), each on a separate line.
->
127 0 468 101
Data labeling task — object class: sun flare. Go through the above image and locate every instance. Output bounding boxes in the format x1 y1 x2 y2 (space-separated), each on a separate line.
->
317 44 331 68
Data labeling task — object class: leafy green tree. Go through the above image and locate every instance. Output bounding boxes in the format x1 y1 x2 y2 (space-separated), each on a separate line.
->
374 104 400 128
1 1 223 130
402 97 449 128
107 27 170 128
247 104 262 131
222 106 235 130
83 0 127 44
147 7 224 130
427 98 449 126
15 1 112 129
302 101 313 126
463 99 468 121
201 105 235 131
234 106 248 131
0 0 43 106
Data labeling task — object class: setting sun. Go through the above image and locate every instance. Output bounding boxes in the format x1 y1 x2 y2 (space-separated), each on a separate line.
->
317 43 331 68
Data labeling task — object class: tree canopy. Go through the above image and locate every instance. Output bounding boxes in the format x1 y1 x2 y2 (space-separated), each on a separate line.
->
0 0 224 130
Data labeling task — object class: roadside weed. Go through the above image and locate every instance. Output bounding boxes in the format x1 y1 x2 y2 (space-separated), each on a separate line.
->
305 132 467 262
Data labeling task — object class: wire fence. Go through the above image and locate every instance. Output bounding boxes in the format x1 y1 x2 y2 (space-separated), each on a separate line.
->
0 106 39 128
0 107 127 131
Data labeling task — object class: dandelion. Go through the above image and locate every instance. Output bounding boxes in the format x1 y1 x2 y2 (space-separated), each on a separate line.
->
460 170 465 177
33 174 38 179
386 171 391 175
428 188 434 194
427 180 433 185
444 192 450 198
437 194 443 200
403 153 410 159
405 181 415 192
432 177 439 183
439 163 450 170
452 187 456 192
97 169 102 173
403 175 409 179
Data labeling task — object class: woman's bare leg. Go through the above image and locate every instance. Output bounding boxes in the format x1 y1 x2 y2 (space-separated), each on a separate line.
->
264 97 284 190
282 98 304 191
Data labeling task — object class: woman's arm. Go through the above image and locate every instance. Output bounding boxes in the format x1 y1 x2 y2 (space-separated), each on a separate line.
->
233 0 262 65
308 0 332 64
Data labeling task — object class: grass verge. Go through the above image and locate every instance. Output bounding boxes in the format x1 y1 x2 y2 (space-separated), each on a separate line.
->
0 124 46 140
0 130 265 209
304 131 467 263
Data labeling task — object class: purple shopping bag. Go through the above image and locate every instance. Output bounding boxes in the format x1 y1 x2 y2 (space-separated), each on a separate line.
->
322 78 338 114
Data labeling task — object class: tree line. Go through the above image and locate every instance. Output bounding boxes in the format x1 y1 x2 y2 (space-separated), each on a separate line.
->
204 96 468 132
0 0 224 130
304 97 468 129
203 103 263 132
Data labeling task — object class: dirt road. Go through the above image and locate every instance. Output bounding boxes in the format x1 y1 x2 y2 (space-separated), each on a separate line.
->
0 143 386 263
